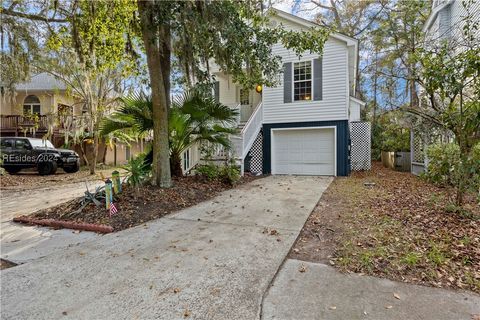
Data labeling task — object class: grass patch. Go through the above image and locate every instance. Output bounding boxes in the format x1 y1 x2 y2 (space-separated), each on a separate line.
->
402 252 421 267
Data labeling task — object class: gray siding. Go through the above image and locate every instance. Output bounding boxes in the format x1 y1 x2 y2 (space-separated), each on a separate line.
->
262 16 349 124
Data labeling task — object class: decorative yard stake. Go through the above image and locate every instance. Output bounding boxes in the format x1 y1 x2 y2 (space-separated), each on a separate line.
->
105 178 113 210
112 170 122 194
109 202 118 217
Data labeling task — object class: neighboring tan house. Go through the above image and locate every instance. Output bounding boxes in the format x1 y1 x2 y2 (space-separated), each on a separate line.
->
0 73 78 143
0 72 144 166
185 8 369 176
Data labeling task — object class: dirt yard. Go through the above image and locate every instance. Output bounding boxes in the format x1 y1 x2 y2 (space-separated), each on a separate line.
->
0 165 120 190
290 162 480 294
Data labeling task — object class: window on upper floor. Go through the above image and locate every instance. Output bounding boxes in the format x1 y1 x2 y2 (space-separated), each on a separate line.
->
293 61 312 101
23 95 41 115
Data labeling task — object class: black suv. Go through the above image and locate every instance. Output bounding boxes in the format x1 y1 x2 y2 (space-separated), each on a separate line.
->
0 137 80 175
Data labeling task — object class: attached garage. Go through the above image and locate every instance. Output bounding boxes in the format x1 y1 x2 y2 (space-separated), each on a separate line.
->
271 127 336 176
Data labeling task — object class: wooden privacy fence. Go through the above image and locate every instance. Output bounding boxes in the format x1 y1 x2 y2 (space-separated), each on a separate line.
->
381 151 411 172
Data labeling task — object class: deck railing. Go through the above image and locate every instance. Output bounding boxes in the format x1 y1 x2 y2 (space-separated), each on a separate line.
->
1 115 50 130
0 114 89 133
240 102 263 159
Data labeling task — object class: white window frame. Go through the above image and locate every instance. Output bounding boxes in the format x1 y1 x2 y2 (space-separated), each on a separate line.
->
23 95 41 115
292 60 314 102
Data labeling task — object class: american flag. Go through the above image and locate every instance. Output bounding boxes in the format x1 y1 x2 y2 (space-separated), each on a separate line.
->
109 203 118 217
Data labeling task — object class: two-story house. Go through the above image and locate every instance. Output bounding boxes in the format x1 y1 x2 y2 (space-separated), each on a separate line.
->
411 0 480 175
0 73 80 146
423 0 480 44
209 9 368 176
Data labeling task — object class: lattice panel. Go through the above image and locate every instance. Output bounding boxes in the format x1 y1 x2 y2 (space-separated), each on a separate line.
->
350 121 371 171
412 132 425 163
245 130 263 174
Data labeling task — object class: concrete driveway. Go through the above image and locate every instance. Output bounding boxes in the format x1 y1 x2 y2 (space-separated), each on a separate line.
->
1 180 103 263
1 176 332 319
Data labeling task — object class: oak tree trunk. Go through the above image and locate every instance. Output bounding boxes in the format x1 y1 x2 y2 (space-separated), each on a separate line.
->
138 0 172 187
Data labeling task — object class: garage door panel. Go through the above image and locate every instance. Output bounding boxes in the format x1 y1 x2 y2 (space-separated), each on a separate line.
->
272 128 335 176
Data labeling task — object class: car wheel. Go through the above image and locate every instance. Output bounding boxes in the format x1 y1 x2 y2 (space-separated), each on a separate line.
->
38 161 58 175
5 166 21 174
63 162 80 173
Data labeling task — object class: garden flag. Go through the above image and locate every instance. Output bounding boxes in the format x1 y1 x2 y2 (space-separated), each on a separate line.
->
109 203 118 217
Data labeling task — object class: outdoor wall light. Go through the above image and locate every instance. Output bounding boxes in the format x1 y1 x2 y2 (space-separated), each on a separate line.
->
255 85 262 93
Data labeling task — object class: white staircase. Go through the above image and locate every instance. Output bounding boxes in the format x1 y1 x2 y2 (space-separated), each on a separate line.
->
209 102 263 174
231 102 263 174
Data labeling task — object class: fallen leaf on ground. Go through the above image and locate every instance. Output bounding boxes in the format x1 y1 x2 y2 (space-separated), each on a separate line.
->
328 306 337 310
299 264 307 273
393 293 401 300
385 305 393 309
183 309 190 318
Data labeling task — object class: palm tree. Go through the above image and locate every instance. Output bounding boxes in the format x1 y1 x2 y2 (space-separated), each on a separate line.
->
101 90 238 176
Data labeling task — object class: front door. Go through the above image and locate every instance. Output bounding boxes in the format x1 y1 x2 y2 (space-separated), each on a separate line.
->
239 88 252 122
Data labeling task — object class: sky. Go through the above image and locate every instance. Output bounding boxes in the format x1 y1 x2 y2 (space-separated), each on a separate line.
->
272 0 322 20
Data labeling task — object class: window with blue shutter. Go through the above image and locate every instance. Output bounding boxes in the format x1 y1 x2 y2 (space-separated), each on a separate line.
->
313 58 323 101
283 62 292 103
284 59 322 102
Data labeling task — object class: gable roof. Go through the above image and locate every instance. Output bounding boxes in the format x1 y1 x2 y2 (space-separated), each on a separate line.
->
270 8 358 47
15 73 66 91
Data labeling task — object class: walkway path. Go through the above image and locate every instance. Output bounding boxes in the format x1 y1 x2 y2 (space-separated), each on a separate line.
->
263 259 480 320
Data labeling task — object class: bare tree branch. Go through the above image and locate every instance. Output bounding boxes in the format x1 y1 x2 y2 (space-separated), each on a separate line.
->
1 7 69 23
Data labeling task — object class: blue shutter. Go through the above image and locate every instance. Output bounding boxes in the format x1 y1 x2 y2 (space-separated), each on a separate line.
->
214 81 220 102
283 63 292 103
314 58 323 101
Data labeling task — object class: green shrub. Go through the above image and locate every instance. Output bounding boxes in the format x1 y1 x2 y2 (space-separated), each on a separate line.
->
371 111 410 160
123 154 150 190
196 163 219 181
425 143 480 196
196 162 240 185
425 143 460 186
219 164 240 185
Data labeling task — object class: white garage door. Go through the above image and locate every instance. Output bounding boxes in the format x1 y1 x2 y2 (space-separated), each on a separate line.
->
272 128 335 176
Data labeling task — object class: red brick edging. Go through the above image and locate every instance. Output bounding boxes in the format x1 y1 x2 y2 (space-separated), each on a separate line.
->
13 216 114 234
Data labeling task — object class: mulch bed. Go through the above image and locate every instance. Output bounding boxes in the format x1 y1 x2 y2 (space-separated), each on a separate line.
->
290 162 480 294
21 175 260 232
